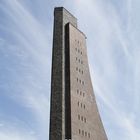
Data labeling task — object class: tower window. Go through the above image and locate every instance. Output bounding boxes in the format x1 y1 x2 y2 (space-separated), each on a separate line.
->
84 104 85 109
84 118 86 123
88 133 90 138
83 92 85 97
85 131 87 137
77 89 79 94
81 116 83 121
78 114 80 120
77 78 78 82
78 101 79 106
82 130 84 135
81 103 82 108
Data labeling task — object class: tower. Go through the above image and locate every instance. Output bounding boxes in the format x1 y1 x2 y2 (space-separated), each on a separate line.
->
49 7 108 140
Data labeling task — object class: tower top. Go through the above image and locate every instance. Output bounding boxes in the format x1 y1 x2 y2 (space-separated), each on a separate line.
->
54 7 87 38
54 7 77 21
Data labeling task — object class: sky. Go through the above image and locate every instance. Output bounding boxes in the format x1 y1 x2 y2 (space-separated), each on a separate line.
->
0 0 140 140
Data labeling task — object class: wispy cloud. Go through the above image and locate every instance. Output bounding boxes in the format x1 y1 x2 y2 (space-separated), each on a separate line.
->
0 129 37 140
72 0 139 139
0 0 51 139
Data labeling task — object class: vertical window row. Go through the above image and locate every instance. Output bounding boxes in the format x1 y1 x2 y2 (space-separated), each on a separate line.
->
75 39 90 138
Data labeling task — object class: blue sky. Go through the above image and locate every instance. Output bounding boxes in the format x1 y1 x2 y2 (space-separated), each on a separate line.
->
0 0 140 140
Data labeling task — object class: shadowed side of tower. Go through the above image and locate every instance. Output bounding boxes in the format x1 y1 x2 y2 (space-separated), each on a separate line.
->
49 7 108 140
49 7 77 140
